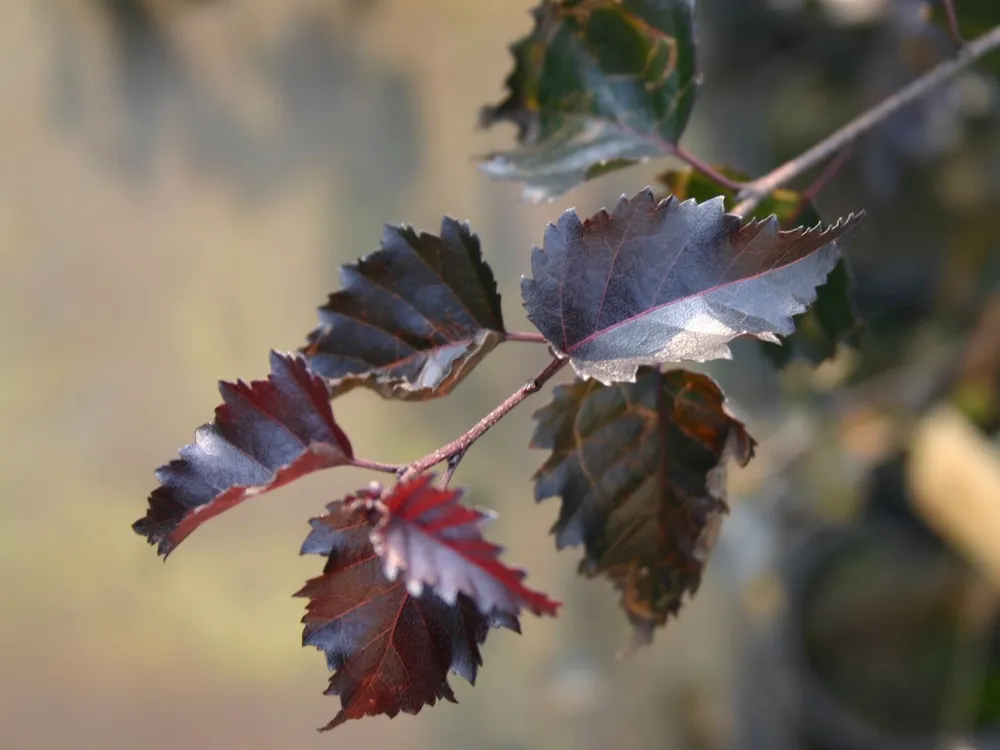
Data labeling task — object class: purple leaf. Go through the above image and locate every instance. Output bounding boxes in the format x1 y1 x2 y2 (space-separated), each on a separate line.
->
521 188 864 384
302 218 507 400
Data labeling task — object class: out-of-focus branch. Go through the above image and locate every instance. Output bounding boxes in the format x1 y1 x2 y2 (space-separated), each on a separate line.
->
733 25 1000 216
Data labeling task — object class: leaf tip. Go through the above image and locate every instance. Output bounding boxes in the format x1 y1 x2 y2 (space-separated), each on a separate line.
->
318 713 346 733
406 578 425 598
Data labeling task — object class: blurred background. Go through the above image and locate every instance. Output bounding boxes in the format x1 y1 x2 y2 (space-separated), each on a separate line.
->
3 0 1000 748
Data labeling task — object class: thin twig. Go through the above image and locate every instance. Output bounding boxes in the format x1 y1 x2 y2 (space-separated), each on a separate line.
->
504 331 549 344
349 457 404 474
580 116 745 191
732 24 1000 216
802 142 855 204
671 144 745 191
402 356 569 482
441 451 466 487
348 357 568 487
942 0 965 48
781 144 855 225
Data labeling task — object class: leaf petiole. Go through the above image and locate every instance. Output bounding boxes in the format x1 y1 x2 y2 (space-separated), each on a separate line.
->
503 331 549 344
402 356 569 482
348 457 404 475
670 145 745 192
345 357 569 488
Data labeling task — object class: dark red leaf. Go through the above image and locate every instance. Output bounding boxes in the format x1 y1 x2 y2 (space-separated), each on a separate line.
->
298 491 518 731
302 218 507 401
370 474 560 618
531 367 754 648
521 188 864 384
133 351 353 557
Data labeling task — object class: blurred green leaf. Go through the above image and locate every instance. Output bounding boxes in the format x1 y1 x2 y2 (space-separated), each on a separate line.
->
480 0 698 201
530 367 754 648
658 166 865 367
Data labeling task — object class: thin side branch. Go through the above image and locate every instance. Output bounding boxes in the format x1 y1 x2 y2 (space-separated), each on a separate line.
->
780 144 856 226
402 356 569 481
350 457 404 474
504 331 549 344
801 143 855 204
350 356 568 487
733 24 1000 216
942 0 965 48
671 145 745 191
441 451 467 487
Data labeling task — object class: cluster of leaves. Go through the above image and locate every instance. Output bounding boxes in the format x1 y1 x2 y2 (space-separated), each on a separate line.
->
480 0 698 200
133 0 866 732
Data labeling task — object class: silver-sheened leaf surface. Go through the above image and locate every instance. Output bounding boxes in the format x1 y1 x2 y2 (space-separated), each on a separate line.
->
521 188 864 384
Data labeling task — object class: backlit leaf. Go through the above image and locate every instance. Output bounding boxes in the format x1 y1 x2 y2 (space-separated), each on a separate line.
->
480 0 698 201
521 187 864 384
530 367 754 646
133 352 353 557
298 491 518 731
658 167 865 366
303 218 506 401
370 474 561 617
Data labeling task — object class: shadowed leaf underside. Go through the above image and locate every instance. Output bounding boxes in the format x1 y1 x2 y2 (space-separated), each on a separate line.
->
530 367 754 646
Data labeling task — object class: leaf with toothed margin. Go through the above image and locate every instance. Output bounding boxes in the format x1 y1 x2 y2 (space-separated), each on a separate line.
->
657 167 865 367
530 366 754 649
132 351 354 557
302 218 507 401
521 187 865 384
297 491 519 731
368 473 560 618
479 0 699 201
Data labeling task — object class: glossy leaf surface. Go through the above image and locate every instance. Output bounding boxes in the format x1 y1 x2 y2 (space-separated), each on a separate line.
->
658 167 864 366
303 218 506 400
480 0 698 201
133 352 353 556
522 188 864 383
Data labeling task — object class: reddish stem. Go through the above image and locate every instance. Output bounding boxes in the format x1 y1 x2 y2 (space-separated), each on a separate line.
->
504 331 549 344
350 457 403 474
671 145 745 192
781 144 855 226
802 143 854 203
942 0 964 48
348 357 570 487
402 356 569 481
